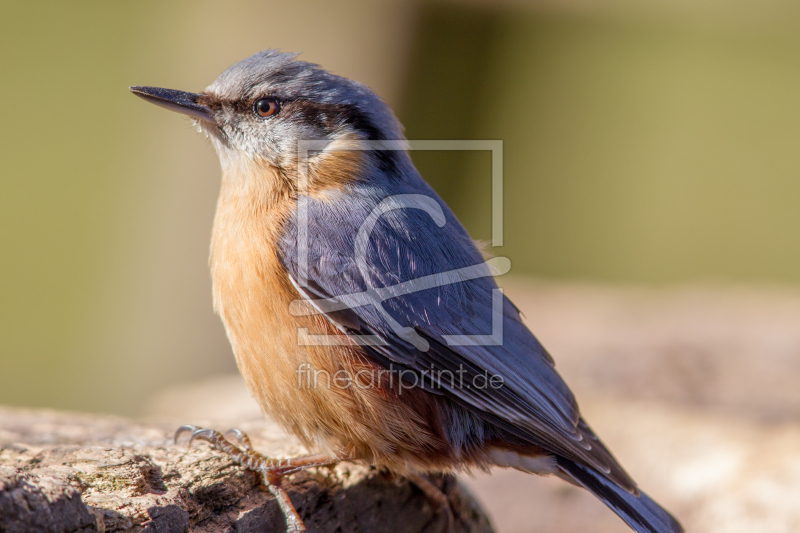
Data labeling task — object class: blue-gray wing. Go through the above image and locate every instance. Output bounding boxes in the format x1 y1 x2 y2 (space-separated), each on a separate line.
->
278 177 631 488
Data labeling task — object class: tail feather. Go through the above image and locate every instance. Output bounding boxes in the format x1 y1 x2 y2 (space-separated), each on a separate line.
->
558 458 684 533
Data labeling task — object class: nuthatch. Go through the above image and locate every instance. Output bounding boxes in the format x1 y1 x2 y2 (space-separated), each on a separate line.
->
130 50 683 533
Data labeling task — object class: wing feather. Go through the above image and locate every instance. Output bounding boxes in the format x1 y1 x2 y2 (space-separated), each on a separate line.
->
278 177 634 491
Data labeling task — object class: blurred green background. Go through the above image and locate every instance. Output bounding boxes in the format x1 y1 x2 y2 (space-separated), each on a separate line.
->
1 0 798 415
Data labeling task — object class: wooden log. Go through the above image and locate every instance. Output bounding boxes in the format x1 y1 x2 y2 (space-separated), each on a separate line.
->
0 407 494 533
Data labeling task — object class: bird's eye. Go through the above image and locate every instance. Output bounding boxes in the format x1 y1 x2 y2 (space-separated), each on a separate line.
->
254 98 280 118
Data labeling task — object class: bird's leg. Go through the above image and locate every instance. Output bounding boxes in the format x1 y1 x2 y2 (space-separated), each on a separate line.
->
406 471 455 533
175 425 347 533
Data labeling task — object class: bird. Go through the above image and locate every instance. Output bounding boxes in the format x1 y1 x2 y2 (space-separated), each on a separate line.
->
130 49 684 533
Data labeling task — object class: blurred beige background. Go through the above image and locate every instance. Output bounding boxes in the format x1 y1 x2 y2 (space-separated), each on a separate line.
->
2 0 799 415
2 1 800 531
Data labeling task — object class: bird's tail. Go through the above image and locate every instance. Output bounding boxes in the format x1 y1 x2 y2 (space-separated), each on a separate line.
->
557 458 684 533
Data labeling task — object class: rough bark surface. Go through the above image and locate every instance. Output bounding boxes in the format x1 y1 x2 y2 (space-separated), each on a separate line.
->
0 408 494 533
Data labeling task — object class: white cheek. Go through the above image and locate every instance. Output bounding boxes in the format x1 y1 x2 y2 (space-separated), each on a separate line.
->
211 141 239 172
212 117 331 171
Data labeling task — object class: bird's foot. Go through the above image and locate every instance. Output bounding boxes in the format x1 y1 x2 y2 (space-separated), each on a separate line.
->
407 471 455 533
175 425 344 533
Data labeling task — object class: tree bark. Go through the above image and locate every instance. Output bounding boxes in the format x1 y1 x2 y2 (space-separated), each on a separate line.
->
0 408 494 533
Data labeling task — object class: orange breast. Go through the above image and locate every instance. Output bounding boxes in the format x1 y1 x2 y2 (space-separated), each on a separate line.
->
209 165 456 471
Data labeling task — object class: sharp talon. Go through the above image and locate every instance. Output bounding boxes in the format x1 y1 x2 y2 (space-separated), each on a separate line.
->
169 426 343 533
188 428 216 448
224 428 242 440
225 428 253 450
174 424 198 444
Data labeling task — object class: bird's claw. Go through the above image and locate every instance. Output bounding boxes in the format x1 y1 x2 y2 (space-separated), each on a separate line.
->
174 424 198 445
175 425 226 450
175 425 254 451
172 424 310 532
225 427 254 450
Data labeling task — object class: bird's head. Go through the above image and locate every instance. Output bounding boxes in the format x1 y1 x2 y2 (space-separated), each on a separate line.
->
131 49 405 195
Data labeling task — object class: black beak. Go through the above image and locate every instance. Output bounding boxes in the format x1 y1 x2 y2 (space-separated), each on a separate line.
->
129 86 213 122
